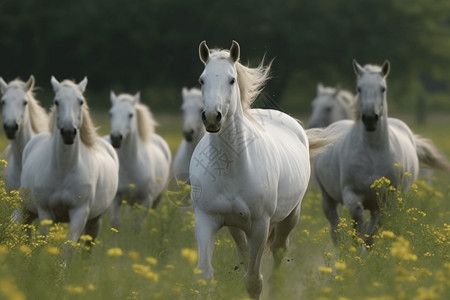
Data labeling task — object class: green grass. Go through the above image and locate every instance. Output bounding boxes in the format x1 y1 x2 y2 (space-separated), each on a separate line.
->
0 112 449 300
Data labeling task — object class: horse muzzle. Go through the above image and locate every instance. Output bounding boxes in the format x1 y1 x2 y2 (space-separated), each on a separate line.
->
60 128 77 145
110 133 123 148
3 123 19 139
362 113 379 132
201 110 222 133
183 129 194 142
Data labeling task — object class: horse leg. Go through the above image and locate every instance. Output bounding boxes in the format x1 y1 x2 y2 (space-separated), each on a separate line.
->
227 227 247 266
68 206 90 242
151 193 163 209
364 209 381 246
320 189 340 244
36 207 54 236
109 194 121 230
194 210 220 279
244 218 269 299
270 203 301 266
342 188 365 240
83 215 102 249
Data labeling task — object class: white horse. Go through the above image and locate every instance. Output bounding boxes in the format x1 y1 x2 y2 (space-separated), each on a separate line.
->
307 83 356 128
313 60 450 245
190 41 317 299
107 91 171 230
0 76 48 196
20 77 119 244
172 87 205 183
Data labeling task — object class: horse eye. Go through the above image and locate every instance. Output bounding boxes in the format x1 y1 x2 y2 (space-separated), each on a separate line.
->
54 100 59 106
198 78 204 86
381 87 386 93
129 113 133 118
23 101 28 106
79 99 84 106
230 78 236 85
357 87 361 93
1 100 5 106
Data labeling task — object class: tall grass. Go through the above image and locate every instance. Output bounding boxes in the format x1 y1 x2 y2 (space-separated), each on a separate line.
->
0 113 449 300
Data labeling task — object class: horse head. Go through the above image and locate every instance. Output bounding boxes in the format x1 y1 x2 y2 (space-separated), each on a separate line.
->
109 91 139 148
0 76 35 139
51 76 87 145
353 59 390 132
181 87 204 142
198 41 241 133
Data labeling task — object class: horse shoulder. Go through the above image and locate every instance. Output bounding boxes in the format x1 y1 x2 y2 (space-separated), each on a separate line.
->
150 133 172 164
388 118 415 144
173 140 190 175
22 132 51 165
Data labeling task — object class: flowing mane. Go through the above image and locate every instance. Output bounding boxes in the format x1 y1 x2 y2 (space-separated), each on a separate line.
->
360 64 383 74
49 80 99 147
8 79 49 133
209 49 272 111
135 102 157 143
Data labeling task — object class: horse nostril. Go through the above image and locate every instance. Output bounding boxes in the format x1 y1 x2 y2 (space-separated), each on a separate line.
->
201 111 207 123
14 124 18 130
216 112 222 123
73 128 77 135
374 114 379 122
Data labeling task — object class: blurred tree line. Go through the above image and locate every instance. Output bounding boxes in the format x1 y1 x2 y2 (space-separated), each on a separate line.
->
1 0 449 117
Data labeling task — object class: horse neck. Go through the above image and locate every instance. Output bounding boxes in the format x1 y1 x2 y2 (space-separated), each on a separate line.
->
355 101 389 148
335 99 351 120
209 101 254 159
52 129 82 170
120 127 143 158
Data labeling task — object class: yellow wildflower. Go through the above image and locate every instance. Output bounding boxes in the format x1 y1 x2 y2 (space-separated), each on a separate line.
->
335 261 347 271
181 248 198 265
128 251 140 261
380 230 396 239
318 266 333 274
65 285 84 295
145 256 157 266
79 234 93 242
390 236 417 261
107 247 123 257
40 219 53 226
46 246 60 256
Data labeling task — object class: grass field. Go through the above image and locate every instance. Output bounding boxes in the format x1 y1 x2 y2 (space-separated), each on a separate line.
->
0 111 449 300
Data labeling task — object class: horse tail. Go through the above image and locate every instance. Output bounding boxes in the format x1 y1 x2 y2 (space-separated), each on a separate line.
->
305 127 340 158
415 134 450 171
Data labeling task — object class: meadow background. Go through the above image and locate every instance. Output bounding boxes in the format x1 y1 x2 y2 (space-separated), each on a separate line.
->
1 0 450 299
0 110 449 300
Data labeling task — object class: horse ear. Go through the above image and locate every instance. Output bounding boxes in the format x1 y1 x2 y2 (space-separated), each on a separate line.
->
230 40 240 62
381 60 390 78
352 59 364 77
333 84 341 97
51 76 61 92
78 76 88 93
182 87 188 99
317 82 324 93
25 75 35 92
133 92 141 104
199 41 210 64
0 77 7 94
110 91 117 104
